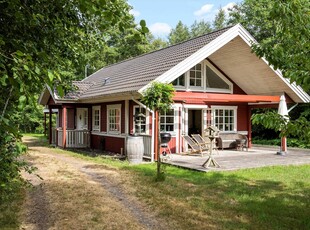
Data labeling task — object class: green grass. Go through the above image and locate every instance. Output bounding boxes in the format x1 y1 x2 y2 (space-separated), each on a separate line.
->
0 183 25 229
13 135 310 229
128 163 310 229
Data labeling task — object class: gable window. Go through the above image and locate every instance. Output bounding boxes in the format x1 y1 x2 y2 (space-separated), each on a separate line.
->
190 64 202 87
213 107 236 132
172 74 185 87
92 106 100 131
206 66 229 89
107 104 121 133
133 106 147 134
160 109 174 132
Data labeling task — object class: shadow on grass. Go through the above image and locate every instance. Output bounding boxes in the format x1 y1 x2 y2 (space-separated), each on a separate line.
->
130 164 310 229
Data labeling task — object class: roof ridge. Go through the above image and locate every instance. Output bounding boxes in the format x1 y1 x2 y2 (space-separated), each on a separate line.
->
82 25 234 82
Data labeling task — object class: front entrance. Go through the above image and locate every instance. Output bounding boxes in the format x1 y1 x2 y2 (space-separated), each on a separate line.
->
188 109 203 136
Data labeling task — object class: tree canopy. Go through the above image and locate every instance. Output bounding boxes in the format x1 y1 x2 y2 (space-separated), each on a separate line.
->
228 0 310 91
0 0 149 200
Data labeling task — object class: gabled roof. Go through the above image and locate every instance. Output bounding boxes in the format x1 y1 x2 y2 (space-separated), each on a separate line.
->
40 24 310 105
80 26 233 99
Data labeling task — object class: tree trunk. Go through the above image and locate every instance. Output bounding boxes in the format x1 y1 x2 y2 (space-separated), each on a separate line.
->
156 110 161 179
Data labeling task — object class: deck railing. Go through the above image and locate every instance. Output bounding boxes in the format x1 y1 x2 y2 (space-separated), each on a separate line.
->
56 129 90 148
141 135 153 159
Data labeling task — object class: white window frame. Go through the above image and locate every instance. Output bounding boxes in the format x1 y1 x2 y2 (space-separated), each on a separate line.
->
211 106 237 132
107 104 121 134
189 63 203 89
133 105 149 134
204 60 232 93
160 108 175 134
171 60 233 93
92 106 100 131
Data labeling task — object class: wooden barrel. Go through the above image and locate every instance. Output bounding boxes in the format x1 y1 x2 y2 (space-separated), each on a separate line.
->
127 136 144 163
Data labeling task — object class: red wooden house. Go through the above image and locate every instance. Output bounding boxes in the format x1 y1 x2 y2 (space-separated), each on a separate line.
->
39 24 310 161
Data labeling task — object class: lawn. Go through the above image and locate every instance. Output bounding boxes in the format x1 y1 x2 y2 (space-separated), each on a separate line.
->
49 145 310 229
2 134 309 229
128 163 310 229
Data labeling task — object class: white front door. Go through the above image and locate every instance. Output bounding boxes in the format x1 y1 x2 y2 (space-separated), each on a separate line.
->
76 108 88 130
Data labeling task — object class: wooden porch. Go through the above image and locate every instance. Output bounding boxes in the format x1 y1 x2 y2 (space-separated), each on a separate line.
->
51 128 90 148
165 146 310 172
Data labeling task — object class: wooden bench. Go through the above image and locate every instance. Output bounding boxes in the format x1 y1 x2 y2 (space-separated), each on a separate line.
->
217 133 248 150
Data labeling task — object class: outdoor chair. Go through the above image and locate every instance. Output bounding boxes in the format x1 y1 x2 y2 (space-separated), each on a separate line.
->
192 134 219 155
183 135 209 157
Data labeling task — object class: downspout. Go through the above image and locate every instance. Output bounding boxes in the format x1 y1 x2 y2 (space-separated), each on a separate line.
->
132 98 155 162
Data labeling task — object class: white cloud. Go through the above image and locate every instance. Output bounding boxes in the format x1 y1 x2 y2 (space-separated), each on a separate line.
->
129 9 140 17
149 23 171 37
194 4 214 17
222 2 236 15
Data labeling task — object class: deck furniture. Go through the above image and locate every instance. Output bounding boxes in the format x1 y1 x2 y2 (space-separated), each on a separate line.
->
192 134 219 155
217 133 248 151
183 135 208 156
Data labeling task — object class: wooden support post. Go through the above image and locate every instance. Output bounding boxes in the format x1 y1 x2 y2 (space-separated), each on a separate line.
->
49 107 52 145
62 106 67 148
44 112 47 136
248 107 252 148
154 111 159 161
281 137 287 152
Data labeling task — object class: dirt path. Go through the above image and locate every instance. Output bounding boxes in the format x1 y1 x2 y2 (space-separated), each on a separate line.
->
21 137 164 230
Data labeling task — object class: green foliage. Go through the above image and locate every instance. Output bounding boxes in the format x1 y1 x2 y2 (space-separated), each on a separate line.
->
252 111 310 142
228 0 310 91
141 81 175 113
0 130 27 202
213 8 227 30
227 0 275 42
253 137 310 149
168 21 191 45
190 20 212 38
252 0 310 91
141 82 175 181
230 0 310 141
0 0 149 200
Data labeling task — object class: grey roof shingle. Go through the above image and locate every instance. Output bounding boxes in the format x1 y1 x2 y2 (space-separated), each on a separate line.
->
78 26 232 99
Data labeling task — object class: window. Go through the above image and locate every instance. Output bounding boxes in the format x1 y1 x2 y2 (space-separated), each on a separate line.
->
160 109 174 132
206 65 230 90
190 64 202 87
213 108 236 132
92 106 100 131
83 110 88 128
172 74 185 87
133 106 146 134
107 104 121 133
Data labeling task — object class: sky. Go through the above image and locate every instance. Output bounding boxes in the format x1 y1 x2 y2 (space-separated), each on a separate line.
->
128 0 240 38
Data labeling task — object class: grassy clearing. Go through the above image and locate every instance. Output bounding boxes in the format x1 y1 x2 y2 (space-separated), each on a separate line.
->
10 135 310 229
127 164 310 230
54 145 310 229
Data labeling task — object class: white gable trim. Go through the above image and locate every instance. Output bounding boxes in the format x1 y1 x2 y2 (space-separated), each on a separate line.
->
138 24 310 103
138 24 242 93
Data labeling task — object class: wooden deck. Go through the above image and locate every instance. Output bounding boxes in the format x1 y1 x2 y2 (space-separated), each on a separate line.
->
164 146 310 172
